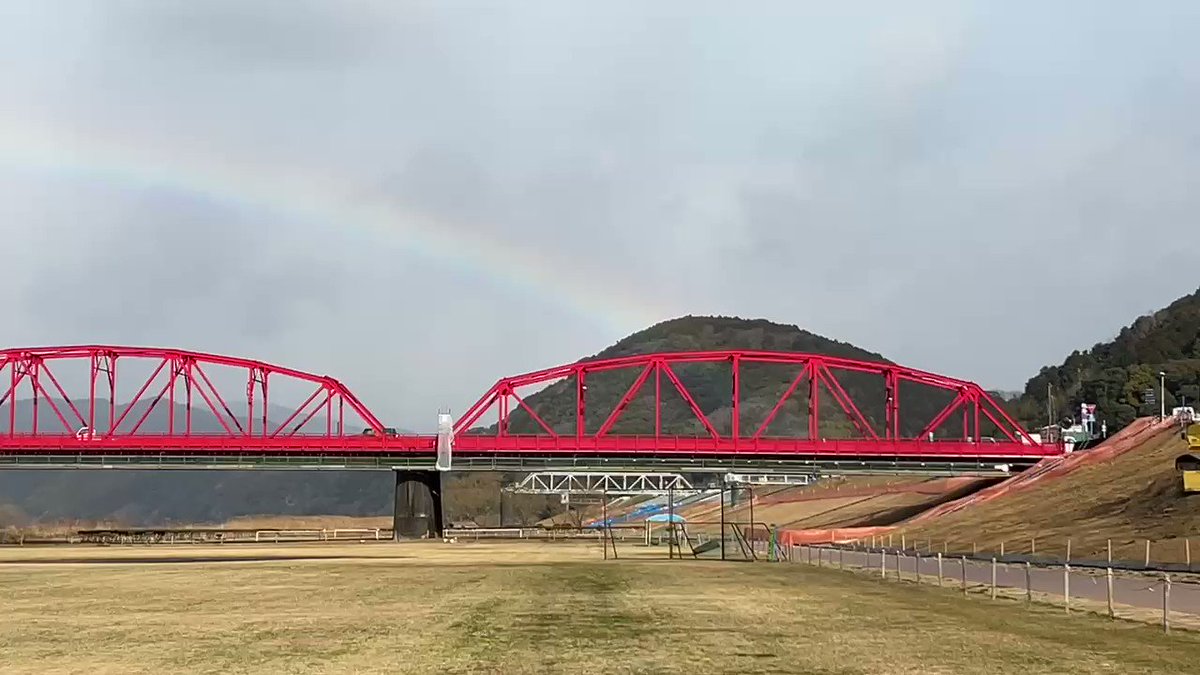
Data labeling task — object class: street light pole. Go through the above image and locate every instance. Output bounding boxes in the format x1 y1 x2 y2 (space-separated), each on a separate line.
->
1160 371 1166 422
1047 382 1052 430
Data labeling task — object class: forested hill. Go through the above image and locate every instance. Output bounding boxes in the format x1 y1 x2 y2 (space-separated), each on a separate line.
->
495 316 983 440
1009 286 1200 431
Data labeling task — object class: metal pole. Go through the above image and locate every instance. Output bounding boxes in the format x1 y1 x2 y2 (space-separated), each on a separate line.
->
937 552 943 586
1025 562 1032 604
990 558 997 600
668 486 675 560
719 483 726 561
1047 381 1052 430
1160 371 1166 422
602 489 609 560
748 485 755 551
1064 564 1071 614
1163 573 1171 633
1106 567 1114 619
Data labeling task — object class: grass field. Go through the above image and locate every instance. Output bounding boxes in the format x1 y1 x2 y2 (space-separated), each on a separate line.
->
2 542 1200 674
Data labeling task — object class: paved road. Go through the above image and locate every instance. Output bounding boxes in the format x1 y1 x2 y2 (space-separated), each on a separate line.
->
792 545 1200 618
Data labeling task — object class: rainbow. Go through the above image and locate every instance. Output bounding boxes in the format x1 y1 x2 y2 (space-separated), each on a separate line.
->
0 117 674 333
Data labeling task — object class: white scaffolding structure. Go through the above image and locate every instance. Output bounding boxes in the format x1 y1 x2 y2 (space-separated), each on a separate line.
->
508 471 697 496
723 473 817 486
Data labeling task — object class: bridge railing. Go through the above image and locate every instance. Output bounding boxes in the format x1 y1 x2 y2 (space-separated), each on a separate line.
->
0 431 1061 459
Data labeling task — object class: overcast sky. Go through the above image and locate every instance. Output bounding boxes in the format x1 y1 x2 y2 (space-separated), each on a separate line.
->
2 1 1198 427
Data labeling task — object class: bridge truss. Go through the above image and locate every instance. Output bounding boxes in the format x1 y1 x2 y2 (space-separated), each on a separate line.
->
724 473 818 486
508 472 698 496
0 345 1058 470
453 350 1045 457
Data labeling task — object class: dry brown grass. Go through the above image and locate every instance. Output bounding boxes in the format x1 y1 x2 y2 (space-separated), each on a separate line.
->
899 430 1200 562
2 541 1200 673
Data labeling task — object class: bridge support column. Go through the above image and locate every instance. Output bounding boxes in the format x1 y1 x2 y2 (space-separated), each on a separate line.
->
393 471 444 540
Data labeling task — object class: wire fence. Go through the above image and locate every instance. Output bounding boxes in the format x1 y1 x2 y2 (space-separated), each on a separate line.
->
788 542 1200 633
850 533 1200 574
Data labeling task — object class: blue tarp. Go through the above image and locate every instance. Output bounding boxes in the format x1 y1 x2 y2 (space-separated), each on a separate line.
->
646 513 685 523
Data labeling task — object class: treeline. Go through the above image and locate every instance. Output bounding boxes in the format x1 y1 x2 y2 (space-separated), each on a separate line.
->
1009 287 1200 432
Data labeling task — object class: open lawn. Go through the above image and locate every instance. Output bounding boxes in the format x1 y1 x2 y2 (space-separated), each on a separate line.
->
2 542 1199 674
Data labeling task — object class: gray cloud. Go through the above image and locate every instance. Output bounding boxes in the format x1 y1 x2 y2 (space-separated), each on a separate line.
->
104 0 396 68
3 1 1200 427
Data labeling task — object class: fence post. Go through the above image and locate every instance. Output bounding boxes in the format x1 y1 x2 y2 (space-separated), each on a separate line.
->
1187 539 1192 570
1145 539 1151 568
990 558 997 600
1000 541 1005 557
961 556 967 595
1066 538 1072 563
1031 538 1036 555
1064 564 1071 614
937 552 944 587
1106 567 1114 619
916 552 922 583
902 533 906 551
880 550 886 578
1107 539 1112 565
1163 573 1171 634
1025 562 1032 604
839 547 844 570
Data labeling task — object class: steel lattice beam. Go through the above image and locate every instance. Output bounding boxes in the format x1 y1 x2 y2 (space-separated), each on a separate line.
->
0 345 1059 464
454 350 1042 449
508 472 697 495
724 473 818 486
0 345 386 441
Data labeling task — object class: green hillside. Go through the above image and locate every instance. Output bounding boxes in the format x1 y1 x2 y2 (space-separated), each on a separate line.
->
496 316 987 440
1011 286 1200 432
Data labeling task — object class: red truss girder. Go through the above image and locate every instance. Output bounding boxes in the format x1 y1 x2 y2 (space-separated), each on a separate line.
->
0 345 1056 460
0 345 387 440
454 350 1039 447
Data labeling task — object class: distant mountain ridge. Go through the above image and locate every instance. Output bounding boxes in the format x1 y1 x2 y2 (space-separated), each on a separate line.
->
1009 286 1200 432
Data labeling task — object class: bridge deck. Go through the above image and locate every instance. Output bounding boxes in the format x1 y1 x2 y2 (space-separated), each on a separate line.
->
0 451 1036 475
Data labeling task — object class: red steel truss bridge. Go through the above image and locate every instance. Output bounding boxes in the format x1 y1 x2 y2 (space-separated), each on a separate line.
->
0 345 1058 474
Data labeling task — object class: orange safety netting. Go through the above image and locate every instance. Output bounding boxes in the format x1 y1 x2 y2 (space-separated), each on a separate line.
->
777 526 897 546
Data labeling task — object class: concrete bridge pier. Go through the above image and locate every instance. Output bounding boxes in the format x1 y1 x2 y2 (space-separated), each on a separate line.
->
393 470 444 540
